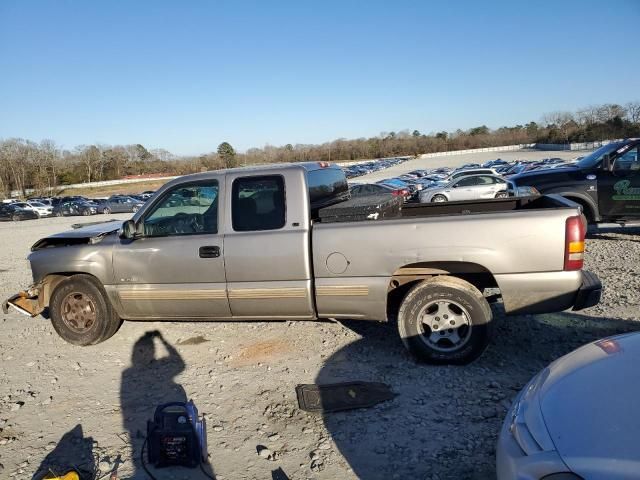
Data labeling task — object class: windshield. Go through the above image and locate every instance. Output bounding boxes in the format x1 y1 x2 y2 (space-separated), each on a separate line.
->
576 142 625 169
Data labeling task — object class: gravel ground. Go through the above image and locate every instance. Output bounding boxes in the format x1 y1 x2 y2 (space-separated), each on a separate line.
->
0 214 638 480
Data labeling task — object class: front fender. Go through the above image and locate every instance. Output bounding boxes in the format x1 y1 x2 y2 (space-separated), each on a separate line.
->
28 240 115 285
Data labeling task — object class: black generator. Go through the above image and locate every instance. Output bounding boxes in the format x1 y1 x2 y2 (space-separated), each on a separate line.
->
147 400 207 468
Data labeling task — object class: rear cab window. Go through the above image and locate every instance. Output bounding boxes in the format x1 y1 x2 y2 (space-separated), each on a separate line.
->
307 167 349 210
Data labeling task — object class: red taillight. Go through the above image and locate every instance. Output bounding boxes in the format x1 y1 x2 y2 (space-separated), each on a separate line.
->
564 215 586 271
391 190 402 196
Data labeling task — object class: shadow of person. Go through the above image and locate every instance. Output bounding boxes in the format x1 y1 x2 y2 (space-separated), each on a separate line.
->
315 309 640 480
31 424 95 480
121 330 215 479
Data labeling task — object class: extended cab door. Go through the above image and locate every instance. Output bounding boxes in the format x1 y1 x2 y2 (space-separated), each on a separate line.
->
598 143 640 218
112 177 231 319
223 169 315 319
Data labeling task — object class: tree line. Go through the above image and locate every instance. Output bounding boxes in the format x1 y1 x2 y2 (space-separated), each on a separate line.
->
1 101 639 198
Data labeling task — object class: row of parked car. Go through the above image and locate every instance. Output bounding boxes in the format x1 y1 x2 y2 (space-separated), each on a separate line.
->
349 156 575 204
342 156 412 179
0 191 156 221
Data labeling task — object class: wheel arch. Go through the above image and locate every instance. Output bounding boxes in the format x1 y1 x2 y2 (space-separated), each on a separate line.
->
386 261 498 321
39 272 105 308
557 193 599 223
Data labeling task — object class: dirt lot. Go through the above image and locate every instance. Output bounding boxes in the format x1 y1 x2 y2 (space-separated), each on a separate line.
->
357 150 581 183
0 214 638 480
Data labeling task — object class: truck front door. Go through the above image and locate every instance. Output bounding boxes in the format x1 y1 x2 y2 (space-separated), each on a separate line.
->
112 178 231 319
597 144 640 219
223 170 315 319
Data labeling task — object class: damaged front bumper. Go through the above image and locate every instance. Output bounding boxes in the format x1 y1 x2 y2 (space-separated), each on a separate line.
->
2 285 45 317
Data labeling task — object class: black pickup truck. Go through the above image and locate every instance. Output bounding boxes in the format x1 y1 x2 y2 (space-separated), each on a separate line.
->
509 139 640 224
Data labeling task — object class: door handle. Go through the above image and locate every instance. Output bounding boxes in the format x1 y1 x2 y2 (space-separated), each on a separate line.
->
199 246 220 258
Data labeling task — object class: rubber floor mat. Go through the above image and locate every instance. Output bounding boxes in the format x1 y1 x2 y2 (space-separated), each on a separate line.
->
295 381 395 413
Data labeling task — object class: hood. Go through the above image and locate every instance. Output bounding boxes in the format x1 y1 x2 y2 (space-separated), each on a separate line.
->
31 220 123 251
539 332 640 479
509 165 579 185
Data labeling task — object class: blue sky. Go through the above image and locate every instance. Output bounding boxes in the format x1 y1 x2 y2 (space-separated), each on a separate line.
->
1 0 639 155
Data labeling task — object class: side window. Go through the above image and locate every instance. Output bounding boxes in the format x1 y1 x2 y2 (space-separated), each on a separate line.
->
143 181 219 237
232 175 285 232
475 176 493 185
614 147 640 171
493 177 506 184
456 177 477 187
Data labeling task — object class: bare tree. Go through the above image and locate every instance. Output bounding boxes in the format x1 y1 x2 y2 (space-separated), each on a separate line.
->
625 101 640 124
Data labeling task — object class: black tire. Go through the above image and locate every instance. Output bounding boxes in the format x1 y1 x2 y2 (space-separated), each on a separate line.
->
132 205 140 213
398 276 493 364
103 207 111 214
12 214 20 222
55 211 63 217
82 209 90 216
495 191 508 199
49 274 121 346
431 194 448 203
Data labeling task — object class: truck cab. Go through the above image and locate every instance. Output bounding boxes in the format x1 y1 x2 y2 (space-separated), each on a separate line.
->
509 139 640 223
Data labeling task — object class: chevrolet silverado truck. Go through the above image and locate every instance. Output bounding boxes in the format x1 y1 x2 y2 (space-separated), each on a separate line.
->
509 138 640 224
3 162 601 364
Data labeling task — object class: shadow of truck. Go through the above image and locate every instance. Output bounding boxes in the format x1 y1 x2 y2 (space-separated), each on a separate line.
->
315 306 638 480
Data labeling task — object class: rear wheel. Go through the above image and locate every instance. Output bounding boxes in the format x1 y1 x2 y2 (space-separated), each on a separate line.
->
397 276 493 364
49 275 122 346
102 207 111 214
132 205 140 213
11 214 20 222
55 211 63 217
495 191 508 199
431 194 448 203
82 209 90 216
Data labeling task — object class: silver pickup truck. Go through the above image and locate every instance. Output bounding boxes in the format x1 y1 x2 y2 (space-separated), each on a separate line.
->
4 162 601 364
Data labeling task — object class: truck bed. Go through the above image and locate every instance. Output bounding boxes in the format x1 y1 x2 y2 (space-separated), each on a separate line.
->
316 194 578 223
311 193 583 320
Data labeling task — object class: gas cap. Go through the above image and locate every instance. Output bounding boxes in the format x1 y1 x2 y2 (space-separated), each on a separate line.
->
326 252 350 274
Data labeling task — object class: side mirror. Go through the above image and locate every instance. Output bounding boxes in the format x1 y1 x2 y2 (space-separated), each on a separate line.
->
452 184 459 188
120 220 139 239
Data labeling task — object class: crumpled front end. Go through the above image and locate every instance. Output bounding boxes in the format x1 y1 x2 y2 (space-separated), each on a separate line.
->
3 283 45 317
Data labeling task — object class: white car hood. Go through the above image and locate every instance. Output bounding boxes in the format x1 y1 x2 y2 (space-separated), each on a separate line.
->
539 332 640 479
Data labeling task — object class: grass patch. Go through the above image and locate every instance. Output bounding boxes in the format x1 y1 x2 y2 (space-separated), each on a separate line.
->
57 179 171 197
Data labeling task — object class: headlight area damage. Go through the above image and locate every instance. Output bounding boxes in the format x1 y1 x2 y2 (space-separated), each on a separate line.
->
3 220 123 317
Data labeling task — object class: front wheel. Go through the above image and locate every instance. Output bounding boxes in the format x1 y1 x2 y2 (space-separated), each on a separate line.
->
12 214 20 222
397 276 493 364
49 275 122 346
431 194 448 203
102 207 111 214
82 209 91 216
55 211 63 217
132 205 140 213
